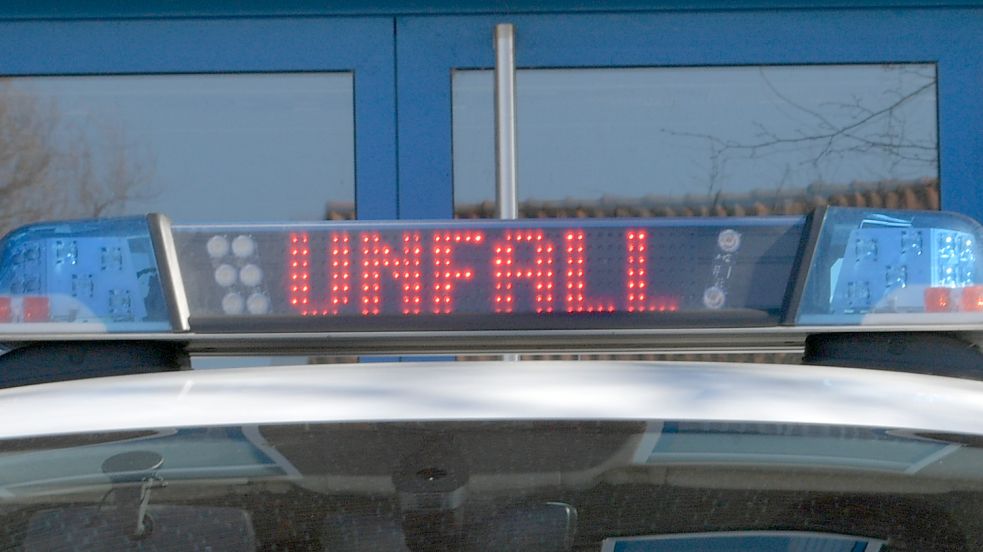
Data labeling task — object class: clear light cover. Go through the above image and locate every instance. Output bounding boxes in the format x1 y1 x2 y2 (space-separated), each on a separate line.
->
0 218 170 333
796 208 983 325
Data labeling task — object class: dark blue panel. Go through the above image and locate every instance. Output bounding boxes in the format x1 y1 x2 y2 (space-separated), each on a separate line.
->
397 9 983 222
0 18 398 220
0 0 977 20
939 54 983 220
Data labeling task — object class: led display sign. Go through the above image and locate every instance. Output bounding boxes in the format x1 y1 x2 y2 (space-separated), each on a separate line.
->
173 219 805 331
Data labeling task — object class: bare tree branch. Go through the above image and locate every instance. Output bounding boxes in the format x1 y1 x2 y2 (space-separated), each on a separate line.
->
660 66 937 197
0 79 156 236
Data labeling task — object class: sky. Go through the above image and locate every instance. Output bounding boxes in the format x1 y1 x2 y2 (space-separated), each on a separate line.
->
22 72 355 223
453 64 938 206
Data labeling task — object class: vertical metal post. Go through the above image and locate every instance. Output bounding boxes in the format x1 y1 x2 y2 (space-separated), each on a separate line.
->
495 24 521 362
494 23 518 220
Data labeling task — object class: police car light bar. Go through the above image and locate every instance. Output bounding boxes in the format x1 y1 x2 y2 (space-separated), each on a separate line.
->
0 208 979 355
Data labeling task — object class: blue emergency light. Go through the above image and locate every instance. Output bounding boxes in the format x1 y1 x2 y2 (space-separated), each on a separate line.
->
0 208 979 339
0 217 171 333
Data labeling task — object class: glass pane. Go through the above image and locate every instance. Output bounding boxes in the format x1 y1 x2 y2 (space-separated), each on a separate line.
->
0 73 355 236
1 421 980 550
453 65 939 218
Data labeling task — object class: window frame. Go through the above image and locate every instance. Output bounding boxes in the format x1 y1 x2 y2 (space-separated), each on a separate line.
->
396 9 983 221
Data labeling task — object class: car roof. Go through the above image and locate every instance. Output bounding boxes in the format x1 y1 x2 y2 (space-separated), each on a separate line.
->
1 360 982 439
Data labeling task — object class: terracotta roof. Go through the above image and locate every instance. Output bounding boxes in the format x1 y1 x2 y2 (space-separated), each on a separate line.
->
455 177 939 219
322 177 938 220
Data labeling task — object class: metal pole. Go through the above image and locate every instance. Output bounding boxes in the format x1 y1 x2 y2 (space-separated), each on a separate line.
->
494 23 518 220
494 23 521 362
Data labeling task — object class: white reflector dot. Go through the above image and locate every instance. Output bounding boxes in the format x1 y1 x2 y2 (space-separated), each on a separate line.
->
214 264 238 287
222 292 245 315
247 292 271 315
239 264 263 287
231 235 256 258
717 229 741 253
703 286 726 309
206 235 229 259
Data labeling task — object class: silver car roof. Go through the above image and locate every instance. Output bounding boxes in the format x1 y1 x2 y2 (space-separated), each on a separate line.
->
0 361 982 439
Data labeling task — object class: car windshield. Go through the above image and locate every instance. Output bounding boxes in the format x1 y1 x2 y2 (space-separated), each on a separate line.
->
0 420 980 551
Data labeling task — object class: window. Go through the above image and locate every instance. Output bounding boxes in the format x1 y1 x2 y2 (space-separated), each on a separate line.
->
0 73 355 236
1 421 978 550
452 64 938 218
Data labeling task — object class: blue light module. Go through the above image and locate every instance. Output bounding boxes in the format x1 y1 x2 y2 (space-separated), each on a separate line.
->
0 217 170 333
796 208 983 325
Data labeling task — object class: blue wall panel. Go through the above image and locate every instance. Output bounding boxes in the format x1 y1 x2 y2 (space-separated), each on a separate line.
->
0 1 978 20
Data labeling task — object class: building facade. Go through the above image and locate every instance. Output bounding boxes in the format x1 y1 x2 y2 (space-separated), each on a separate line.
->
0 1 979 231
